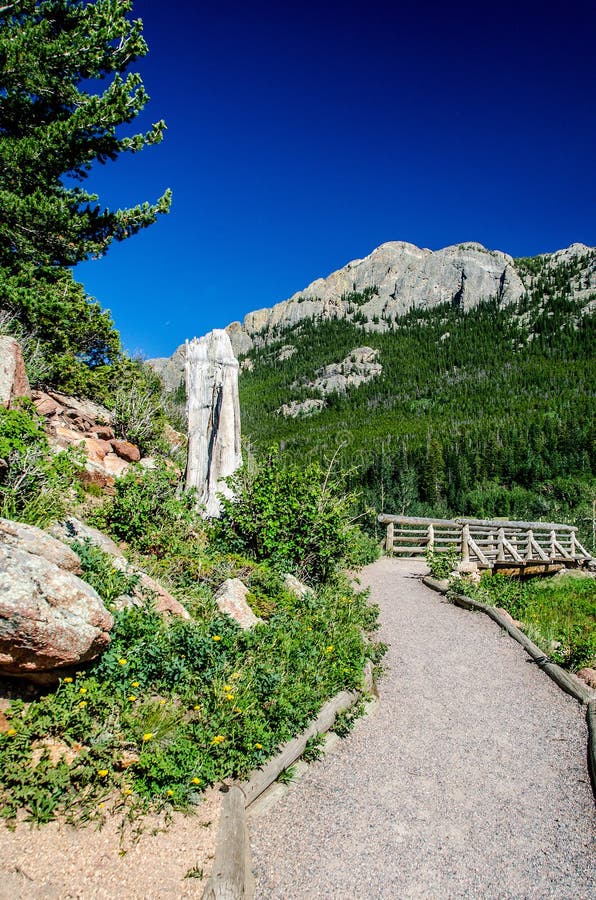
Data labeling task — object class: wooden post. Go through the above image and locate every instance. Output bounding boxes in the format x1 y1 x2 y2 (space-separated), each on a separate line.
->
497 527 505 562
526 529 533 560
550 529 557 559
427 523 434 549
461 523 470 563
570 531 577 558
386 522 394 553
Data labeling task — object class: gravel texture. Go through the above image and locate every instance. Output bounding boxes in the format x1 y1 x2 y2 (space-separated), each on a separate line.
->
0 788 221 899
251 558 596 899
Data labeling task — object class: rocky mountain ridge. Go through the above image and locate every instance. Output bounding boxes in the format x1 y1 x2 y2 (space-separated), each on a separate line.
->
149 240 596 391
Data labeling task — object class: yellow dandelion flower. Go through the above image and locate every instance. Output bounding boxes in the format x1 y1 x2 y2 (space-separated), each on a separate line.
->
118 658 128 666
231 672 240 680
63 677 73 683
7 728 17 736
131 681 140 687
79 687 87 694
159 699 166 705
128 695 137 702
191 777 201 785
98 769 108 777
212 635 221 642
123 788 133 796
79 700 87 707
254 743 263 750
166 789 174 797
211 735 225 745
234 707 243 713
193 705 201 711
325 645 334 653
99 802 105 809
142 732 153 742
225 693 235 701
223 684 231 691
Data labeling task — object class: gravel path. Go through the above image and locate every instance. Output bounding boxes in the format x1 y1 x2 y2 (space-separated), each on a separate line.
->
250 558 596 899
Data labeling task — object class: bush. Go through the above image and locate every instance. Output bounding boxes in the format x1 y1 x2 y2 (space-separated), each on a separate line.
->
0 404 83 526
214 448 355 582
425 545 458 580
90 463 201 556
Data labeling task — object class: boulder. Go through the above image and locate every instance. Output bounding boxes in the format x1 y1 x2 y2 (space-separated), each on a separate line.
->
0 336 31 408
0 518 82 573
0 545 113 675
90 425 115 440
214 578 263 629
134 572 190 619
32 392 63 417
283 573 313 599
111 439 141 463
48 516 125 559
46 391 112 425
81 436 113 464
185 330 242 517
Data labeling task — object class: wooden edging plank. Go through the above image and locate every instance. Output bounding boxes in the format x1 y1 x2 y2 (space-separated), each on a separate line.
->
202 666 375 899
421 574 596 803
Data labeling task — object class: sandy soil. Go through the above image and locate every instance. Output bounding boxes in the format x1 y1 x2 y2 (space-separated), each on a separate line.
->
0 788 221 899
251 558 596 899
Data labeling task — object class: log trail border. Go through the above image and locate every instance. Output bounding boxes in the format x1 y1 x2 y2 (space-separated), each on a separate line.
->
422 575 596 801
201 663 375 899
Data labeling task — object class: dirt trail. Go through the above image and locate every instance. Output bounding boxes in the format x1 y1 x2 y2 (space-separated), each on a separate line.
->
251 557 596 899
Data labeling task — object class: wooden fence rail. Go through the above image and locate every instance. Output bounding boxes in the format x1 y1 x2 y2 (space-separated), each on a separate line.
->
378 514 592 568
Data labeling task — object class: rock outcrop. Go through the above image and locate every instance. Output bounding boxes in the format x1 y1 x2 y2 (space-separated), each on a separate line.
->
295 346 382 395
149 242 595 384
185 330 242 517
276 398 326 418
0 525 113 676
0 336 31 408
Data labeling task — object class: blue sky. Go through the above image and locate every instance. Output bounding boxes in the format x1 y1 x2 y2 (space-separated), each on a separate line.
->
76 0 596 358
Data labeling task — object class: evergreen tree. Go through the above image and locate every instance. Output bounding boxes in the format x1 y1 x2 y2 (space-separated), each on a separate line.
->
0 0 171 270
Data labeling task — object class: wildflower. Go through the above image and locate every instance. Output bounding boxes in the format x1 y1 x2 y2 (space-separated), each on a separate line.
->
132 681 140 688
63 677 73 683
234 707 243 714
98 769 108 777
225 693 235 701
167 789 174 797
223 685 232 691
142 732 153 742
159 699 166 705
193 705 201 711
128 695 137 702
254 743 263 750
99 802 105 809
325 645 334 653
191 777 201 785
79 701 87 707
211 735 225 745
212 635 221 642
118 658 128 666
7 728 17 737
231 672 240 680
79 687 87 694
123 788 133 796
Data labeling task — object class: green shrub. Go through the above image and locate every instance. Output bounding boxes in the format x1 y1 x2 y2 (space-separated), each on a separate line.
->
214 448 355 582
90 463 201 556
0 404 83 526
425 545 458 580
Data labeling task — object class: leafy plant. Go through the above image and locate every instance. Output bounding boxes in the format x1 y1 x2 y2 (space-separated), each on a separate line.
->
425 545 458 580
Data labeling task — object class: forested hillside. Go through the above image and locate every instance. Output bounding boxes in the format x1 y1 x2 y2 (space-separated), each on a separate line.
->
239 250 595 544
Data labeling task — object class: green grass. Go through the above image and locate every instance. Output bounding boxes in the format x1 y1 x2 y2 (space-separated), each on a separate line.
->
450 573 596 670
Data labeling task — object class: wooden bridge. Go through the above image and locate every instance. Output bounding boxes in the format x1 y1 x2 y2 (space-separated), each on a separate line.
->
378 514 592 572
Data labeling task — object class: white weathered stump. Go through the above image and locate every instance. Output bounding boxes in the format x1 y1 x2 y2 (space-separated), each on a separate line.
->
185 330 242 517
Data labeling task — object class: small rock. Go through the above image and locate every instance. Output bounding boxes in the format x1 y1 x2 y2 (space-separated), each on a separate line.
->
283 573 313 599
576 668 596 690
111 439 141 463
214 578 263 629
33 393 63 417
135 572 190 619
102 452 131 477
81 437 113 464
90 425 115 440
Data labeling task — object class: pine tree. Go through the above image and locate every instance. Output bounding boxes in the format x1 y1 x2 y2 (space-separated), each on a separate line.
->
0 0 171 270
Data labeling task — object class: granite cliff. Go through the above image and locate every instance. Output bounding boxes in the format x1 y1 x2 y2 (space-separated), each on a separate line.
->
149 240 595 390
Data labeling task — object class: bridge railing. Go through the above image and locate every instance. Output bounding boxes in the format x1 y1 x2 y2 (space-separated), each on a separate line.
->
377 514 592 566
